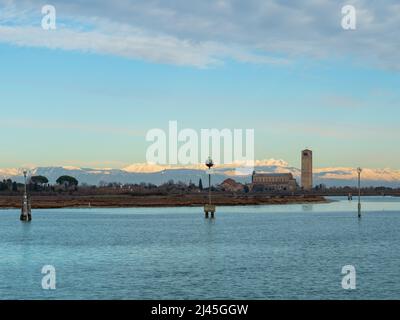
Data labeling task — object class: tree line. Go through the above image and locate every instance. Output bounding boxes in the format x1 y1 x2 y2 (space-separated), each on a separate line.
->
0 175 79 192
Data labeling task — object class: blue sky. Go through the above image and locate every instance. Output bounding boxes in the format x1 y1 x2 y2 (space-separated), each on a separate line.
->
1 0 399 169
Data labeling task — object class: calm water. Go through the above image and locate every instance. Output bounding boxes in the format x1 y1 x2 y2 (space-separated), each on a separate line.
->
1 196 400 300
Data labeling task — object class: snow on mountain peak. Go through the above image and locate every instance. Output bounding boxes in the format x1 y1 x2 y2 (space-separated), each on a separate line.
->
122 159 289 173
0 160 399 187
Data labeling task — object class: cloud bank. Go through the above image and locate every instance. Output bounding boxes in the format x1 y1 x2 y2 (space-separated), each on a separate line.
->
1 0 400 69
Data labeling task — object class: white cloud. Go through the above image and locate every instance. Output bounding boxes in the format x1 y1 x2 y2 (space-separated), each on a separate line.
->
1 0 400 68
0 25 221 67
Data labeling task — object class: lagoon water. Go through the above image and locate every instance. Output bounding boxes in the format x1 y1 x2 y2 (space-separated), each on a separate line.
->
1 196 400 300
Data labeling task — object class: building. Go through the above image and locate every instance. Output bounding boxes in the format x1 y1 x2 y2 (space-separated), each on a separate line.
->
219 178 244 192
251 172 297 192
301 149 313 190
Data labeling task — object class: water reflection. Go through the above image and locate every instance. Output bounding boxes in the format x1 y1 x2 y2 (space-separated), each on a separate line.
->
302 204 313 212
20 220 32 239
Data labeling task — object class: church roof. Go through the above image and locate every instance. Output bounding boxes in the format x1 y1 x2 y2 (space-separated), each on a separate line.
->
253 172 293 177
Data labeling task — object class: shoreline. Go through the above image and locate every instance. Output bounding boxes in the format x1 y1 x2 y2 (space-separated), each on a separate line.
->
0 194 328 209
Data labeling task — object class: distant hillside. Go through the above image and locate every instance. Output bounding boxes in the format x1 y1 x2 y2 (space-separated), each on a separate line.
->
1 160 399 188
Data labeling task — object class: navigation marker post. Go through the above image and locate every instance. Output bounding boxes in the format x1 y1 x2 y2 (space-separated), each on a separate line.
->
20 170 32 222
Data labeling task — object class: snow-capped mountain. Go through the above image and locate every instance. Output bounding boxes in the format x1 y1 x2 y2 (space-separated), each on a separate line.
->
1 160 399 187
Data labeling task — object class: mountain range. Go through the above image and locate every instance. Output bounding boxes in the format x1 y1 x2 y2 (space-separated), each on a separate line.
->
1 159 399 188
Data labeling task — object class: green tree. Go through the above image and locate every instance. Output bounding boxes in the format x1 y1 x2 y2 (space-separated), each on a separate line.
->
31 175 49 185
199 178 203 190
0 180 6 191
56 176 79 188
6 179 12 191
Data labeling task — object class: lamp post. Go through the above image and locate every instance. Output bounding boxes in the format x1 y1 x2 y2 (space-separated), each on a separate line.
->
206 157 214 205
20 170 32 222
357 167 362 218
204 157 216 218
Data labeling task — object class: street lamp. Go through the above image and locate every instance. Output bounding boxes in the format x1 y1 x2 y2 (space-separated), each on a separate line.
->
357 167 362 218
205 157 214 205
204 157 215 218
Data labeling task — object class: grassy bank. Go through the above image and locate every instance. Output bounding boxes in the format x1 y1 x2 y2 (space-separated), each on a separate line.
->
0 193 328 209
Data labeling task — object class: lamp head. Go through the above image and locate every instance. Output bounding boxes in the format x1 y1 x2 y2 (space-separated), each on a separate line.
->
205 157 214 169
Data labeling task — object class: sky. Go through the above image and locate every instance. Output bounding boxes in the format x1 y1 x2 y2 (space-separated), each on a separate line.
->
0 0 399 170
